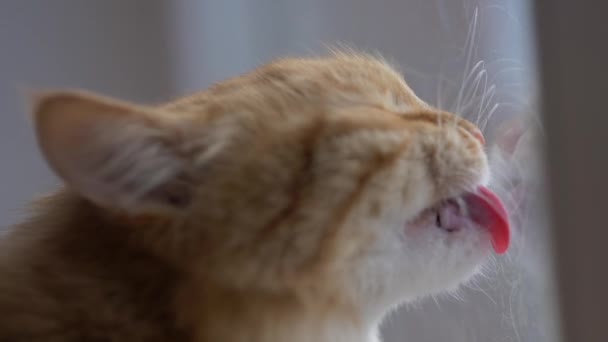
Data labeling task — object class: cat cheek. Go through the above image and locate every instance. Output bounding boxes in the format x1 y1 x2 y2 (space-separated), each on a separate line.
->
403 217 433 237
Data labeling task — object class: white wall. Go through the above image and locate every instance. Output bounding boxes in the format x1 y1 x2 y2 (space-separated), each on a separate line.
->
0 1 172 227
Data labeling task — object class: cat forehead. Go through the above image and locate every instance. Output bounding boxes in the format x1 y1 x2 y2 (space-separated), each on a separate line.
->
257 55 414 96
167 54 427 117
267 54 403 80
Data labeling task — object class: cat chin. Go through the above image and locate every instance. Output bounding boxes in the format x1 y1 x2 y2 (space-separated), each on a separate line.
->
342 240 489 320
377 267 484 315
368 263 487 317
387 233 490 302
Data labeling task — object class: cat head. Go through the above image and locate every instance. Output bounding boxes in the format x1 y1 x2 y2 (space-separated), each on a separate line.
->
32 53 509 319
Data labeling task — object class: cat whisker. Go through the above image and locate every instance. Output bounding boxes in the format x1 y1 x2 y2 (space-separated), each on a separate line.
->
465 279 498 306
479 96 499 131
454 7 480 115
460 61 488 111
456 59 485 116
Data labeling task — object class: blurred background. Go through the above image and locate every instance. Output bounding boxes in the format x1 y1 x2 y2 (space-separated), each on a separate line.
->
0 1 561 341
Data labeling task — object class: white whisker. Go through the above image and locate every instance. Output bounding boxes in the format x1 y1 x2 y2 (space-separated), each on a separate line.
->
454 7 480 115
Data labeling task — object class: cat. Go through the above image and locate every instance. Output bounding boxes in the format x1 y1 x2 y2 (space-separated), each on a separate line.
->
0 52 510 342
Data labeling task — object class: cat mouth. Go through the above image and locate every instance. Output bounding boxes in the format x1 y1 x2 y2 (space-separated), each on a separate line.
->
418 186 510 254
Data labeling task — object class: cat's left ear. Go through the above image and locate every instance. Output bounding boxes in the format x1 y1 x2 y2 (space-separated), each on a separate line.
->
32 91 197 215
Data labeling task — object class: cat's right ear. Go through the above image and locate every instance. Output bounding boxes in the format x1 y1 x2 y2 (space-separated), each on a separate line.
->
32 91 200 215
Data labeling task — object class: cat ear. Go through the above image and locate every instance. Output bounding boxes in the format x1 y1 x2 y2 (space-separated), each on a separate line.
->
33 91 193 214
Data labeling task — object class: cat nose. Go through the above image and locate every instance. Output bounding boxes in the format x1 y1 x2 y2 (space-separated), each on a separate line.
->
470 126 485 145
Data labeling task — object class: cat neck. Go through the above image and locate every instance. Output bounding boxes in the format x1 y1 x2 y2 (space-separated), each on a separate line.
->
1 190 381 342
176 280 380 342
0 189 188 340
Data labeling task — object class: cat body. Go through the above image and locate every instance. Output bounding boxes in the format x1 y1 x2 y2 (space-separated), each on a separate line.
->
0 54 509 342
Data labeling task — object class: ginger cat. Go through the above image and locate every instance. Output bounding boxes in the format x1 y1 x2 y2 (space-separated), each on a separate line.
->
0 53 510 342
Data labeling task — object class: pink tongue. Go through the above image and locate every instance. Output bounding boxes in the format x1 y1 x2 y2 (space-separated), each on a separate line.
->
463 186 511 254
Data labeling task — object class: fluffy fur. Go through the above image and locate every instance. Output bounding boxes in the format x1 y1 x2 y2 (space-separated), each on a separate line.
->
0 53 493 342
